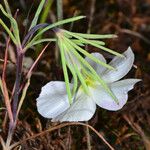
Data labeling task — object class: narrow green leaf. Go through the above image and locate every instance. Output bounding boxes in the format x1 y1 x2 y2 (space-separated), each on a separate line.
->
0 19 16 44
96 45 124 57
30 16 86 43
65 53 78 95
89 71 119 104
87 40 105 45
36 0 54 52
64 37 114 70
29 0 46 30
25 38 56 50
63 39 89 94
63 37 119 104
3 0 12 16
71 40 85 46
58 39 72 104
67 31 117 39
73 61 89 94
64 30 123 57
40 0 53 24
71 39 105 46
62 43 78 95
0 4 20 45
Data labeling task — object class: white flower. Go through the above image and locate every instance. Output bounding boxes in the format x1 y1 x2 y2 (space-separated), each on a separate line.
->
36 47 141 122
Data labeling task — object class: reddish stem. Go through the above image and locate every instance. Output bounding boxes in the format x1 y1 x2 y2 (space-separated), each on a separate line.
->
2 37 14 125
26 43 49 78
12 46 24 121
19 43 49 91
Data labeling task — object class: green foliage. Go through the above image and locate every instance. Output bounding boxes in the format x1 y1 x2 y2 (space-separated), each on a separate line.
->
0 4 20 45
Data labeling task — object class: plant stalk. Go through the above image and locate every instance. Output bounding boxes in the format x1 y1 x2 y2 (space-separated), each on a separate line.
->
12 46 24 121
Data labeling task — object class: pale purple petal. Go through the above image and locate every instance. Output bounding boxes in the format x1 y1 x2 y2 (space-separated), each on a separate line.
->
101 47 134 83
91 79 140 111
52 89 96 122
85 52 107 74
37 81 72 118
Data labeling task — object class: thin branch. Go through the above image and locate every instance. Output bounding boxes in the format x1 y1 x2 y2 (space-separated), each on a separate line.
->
85 121 92 150
119 28 150 45
16 44 49 119
12 47 24 121
1 9 19 132
1 36 14 125
26 43 50 79
19 43 50 92
16 78 30 118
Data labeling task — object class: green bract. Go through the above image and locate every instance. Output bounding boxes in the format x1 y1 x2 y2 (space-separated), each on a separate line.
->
55 29 123 104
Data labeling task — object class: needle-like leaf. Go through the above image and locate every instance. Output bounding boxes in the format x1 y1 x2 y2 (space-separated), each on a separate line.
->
69 32 117 39
24 38 56 50
0 19 16 44
64 37 114 70
58 39 72 104
29 16 86 45
64 37 119 104
0 4 20 45
64 30 123 57
63 39 89 94
3 0 12 16
29 0 46 30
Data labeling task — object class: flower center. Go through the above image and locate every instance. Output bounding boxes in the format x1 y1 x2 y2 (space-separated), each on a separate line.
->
85 78 95 88
79 77 96 94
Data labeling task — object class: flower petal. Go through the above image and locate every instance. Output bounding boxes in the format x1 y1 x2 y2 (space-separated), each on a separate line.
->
37 81 72 118
52 89 96 122
101 47 134 83
85 52 107 74
91 79 140 111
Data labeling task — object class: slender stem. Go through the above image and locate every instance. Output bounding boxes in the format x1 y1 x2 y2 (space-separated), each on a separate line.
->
16 45 50 119
12 46 24 121
16 78 30 118
5 43 49 148
4 46 24 148
26 43 49 79
1 37 14 125
19 43 49 93
6 125 14 148
1 10 20 149
85 121 92 150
